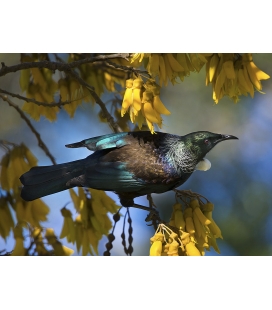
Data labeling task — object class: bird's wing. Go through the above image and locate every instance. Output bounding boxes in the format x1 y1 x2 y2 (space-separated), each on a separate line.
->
84 161 146 192
65 132 130 150
65 131 162 151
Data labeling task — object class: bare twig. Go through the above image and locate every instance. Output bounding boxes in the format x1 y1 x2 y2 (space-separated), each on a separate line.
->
0 88 79 108
68 70 122 133
173 189 209 206
0 54 130 77
0 249 12 256
0 140 18 152
0 94 56 165
103 60 151 78
53 53 65 63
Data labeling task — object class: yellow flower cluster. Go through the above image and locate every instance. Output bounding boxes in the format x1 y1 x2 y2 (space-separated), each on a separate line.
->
0 143 37 193
149 199 222 256
20 55 59 121
11 225 25 256
0 193 52 253
58 73 116 117
71 53 126 95
45 228 74 256
15 196 50 228
11 225 74 256
0 197 15 240
121 77 170 133
205 53 270 103
130 53 211 85
58 78 86 117
59 188 120 255
0 143 54 252
21 54 128 123
32 227 49 255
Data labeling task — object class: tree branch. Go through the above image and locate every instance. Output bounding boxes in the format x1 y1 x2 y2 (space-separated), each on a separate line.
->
0 88 79 108
0 53 124 134
0 86 123 134
0 53 130 77
0 94 57 165
103 60 151 78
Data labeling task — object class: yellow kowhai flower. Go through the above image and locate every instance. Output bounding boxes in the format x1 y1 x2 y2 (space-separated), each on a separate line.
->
121 78 171 134
149 196 223 256
205 53 270 104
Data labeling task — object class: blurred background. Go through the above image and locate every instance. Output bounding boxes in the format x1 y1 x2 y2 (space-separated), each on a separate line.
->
1 53 272 255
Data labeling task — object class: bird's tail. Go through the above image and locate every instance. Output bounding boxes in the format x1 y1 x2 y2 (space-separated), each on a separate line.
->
20 159 85 201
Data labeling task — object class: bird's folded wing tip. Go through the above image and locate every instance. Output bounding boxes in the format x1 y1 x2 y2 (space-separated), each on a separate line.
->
65 142 84 148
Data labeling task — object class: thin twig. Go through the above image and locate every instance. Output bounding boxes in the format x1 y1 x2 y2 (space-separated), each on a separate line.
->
0 88 79 108
53 53 65 63
0 140 18 152
102 60 151 77
173 189 209 206
0 249 12 256
0 94 56 165
0 54 130 77
68 70 122 133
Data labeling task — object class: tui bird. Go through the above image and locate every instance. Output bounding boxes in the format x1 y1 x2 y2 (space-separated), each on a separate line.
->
20 131 238 206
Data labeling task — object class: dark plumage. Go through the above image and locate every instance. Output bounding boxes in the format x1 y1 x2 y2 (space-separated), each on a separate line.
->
20 131 238 205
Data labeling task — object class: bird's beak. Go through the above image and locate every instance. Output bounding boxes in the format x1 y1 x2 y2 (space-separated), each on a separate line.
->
216 134 239 143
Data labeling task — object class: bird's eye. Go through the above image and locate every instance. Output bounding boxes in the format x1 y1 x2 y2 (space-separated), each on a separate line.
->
204 139 209 144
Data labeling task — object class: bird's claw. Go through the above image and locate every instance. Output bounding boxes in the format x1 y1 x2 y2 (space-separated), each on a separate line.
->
145 209 161 229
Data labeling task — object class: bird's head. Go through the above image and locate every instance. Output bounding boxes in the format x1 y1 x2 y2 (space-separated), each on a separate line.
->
184 131 238 160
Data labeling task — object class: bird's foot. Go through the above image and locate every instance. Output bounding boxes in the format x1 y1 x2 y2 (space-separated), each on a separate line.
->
146 194 161 229
118 194 161 229
132 203 158 214
131 203 160 221
145 210 161 229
